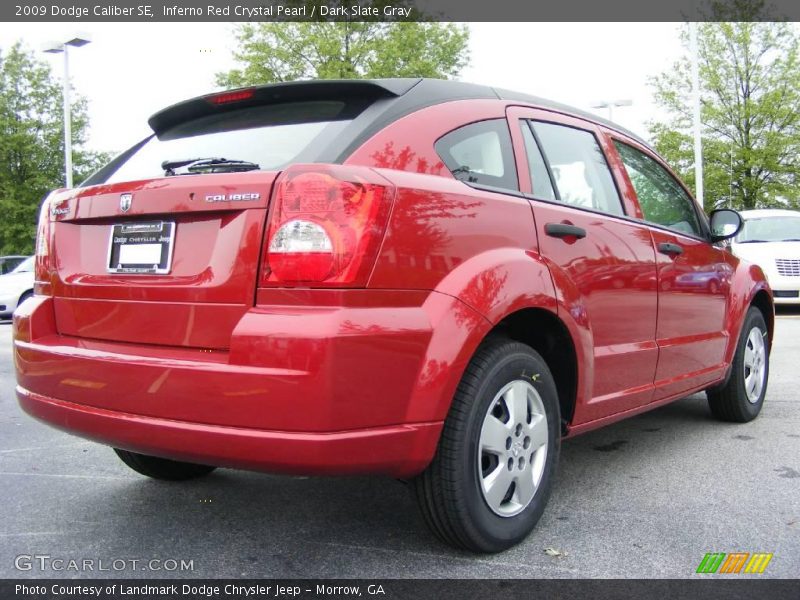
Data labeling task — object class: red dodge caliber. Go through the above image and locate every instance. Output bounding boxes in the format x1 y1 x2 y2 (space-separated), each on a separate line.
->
14 79 773 552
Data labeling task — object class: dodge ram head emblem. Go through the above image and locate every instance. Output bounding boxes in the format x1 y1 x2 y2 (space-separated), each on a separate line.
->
119 193 132 212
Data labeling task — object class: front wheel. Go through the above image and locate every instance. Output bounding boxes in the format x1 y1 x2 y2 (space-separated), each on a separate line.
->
412 337 560 553
707 307 770 422
114 449 217 481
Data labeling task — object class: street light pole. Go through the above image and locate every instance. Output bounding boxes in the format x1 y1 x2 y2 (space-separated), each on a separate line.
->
62 45 72 188
689 22 704 207
43 35 91 189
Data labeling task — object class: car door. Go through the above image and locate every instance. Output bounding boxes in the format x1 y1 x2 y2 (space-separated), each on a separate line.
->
508 107 659 423
609 137 732 399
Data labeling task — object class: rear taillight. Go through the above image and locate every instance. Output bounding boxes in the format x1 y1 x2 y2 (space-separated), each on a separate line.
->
33 198 52 296
262 165 395 287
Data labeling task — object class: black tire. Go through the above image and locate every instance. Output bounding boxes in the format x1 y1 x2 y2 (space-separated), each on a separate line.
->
707 307 769 422
412 337 561 553
114 449 216 481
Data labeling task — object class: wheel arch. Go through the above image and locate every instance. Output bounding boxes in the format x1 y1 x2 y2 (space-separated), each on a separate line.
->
712 278 774 393
406 249 589 439
488 308 578 435
749 288 774 352
723 261 774 366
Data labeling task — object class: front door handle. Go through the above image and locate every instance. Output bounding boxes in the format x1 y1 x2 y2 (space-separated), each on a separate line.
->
658 242 684 256
545 223 587 239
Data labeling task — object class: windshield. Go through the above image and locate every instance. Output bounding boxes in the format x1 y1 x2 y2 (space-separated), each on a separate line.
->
11 256 33 273
97 100 354 185
736 215 800 243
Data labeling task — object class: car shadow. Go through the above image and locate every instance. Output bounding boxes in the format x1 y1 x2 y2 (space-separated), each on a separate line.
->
67 393 733 574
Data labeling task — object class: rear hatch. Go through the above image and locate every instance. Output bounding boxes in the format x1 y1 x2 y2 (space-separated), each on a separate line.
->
48 173 275 349
42 82 415 349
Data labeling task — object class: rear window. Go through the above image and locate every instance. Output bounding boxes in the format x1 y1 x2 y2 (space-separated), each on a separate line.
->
93 101 357 185
435 119 518 192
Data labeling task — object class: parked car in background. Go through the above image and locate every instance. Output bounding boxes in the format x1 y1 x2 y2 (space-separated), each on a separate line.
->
730 209 800 305
0 256 34 319
13 79 774 553
0 255 28 275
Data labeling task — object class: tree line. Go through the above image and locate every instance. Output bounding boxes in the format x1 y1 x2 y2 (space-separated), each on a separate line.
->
1 19 798 255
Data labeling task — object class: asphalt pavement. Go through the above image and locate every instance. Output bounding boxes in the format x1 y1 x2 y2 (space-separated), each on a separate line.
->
1 310 798 579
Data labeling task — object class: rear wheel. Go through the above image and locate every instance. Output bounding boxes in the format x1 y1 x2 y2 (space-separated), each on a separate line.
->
114 449 216 481
412 337 560 553
707 307 769 422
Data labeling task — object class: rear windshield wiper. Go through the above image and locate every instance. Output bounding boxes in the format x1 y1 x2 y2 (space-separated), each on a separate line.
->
451 165 478 183
161 157 260 176
737 239 768 243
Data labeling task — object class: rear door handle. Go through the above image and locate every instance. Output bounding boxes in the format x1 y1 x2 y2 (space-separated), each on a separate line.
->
545 223 587 239
658 242 684 256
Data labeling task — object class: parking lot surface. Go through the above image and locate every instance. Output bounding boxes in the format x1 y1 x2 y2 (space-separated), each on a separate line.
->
1 311 798 578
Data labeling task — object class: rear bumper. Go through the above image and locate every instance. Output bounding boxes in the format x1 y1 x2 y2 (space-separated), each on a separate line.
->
17 386 441 477
12 292 487 477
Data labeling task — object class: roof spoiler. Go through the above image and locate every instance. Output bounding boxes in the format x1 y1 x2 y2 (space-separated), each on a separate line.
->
148 78 422 136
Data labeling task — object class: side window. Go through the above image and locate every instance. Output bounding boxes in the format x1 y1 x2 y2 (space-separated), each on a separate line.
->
530 121 624 216
614 141 702 237
435 119 518 191
520 121 556 201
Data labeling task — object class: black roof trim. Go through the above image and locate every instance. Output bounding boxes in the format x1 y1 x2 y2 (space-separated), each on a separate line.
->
331 78 500 162
147 78 423 136
492 87 651 149
147 77 652 152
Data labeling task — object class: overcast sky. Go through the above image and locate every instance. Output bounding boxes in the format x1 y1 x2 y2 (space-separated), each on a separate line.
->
0 22 685 155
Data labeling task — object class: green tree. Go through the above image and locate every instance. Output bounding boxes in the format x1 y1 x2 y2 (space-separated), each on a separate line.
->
216 20 470 87
649 22 800 211
0 42 107 254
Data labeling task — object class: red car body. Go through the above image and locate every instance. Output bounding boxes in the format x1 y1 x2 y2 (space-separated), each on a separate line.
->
13 79 773 483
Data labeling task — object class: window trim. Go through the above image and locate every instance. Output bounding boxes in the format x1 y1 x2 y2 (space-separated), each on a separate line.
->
434 118 520 193
608 135 713 242
522 118 629 218
471 174 715 247
523 120 560 201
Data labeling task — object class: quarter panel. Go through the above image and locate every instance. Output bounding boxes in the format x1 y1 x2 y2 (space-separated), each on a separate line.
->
366 170 540 291
346 99 509 176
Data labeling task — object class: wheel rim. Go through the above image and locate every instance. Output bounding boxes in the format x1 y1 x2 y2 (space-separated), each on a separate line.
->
478 380 548 517
743 326 767 404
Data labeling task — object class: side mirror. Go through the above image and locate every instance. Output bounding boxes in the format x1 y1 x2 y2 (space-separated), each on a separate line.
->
709 209 743 242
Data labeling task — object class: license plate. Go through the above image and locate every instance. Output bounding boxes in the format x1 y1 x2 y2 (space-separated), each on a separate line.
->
107 221 175 274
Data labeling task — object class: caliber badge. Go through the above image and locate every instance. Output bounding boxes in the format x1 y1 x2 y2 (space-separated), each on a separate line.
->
205 192 260 203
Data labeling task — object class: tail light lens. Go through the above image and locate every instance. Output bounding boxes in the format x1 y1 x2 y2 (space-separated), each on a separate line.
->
33 197 53 296
262 165 395 287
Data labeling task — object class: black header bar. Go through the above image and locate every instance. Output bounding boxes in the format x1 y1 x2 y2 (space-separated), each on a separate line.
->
3 0 800 22
4 579 800 600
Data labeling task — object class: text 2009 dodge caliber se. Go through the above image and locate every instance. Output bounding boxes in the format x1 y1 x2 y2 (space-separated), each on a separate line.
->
14 79 774 552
